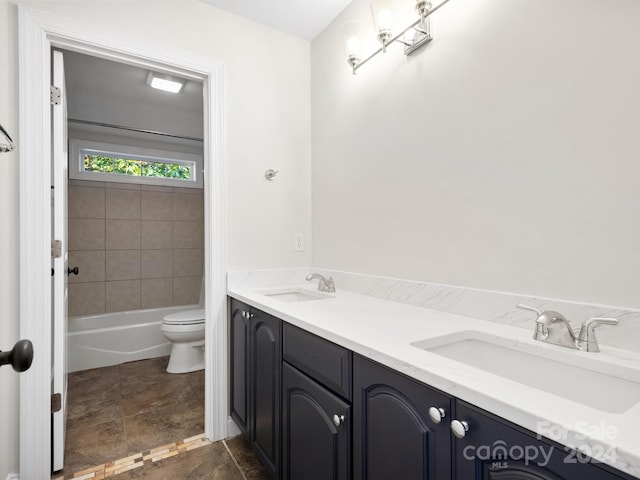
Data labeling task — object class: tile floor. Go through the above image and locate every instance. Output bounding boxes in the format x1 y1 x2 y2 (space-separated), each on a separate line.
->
53 356 270 479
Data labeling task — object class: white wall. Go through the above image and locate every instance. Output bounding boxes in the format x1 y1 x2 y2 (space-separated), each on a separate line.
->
0 1 311 476
24 0 312 271
311 0 640 309
0 2 21 476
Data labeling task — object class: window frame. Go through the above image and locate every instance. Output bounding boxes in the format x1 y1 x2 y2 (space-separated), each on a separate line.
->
69 138 203 188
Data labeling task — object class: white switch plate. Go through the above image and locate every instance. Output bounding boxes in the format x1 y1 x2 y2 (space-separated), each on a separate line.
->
294 233 304 252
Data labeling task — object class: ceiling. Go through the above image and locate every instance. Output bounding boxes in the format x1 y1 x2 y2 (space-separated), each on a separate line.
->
60 0 354 139
198 0 353 40
63 49 204 140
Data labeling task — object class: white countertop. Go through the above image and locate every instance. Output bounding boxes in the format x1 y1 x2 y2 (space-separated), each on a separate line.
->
228 283 640 478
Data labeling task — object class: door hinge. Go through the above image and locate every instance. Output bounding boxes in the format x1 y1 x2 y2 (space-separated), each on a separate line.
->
51 393 62 413
50 86 61 106
51 239 62 259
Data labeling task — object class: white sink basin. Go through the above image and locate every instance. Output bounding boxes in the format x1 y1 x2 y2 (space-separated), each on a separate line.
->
412 331 640 413
259 288 331 303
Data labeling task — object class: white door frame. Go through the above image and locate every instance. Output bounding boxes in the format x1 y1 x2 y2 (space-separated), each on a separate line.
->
18 6 227 478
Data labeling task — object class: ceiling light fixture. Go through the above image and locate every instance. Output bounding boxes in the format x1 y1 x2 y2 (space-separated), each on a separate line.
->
147 72 185 93
344 0 452 75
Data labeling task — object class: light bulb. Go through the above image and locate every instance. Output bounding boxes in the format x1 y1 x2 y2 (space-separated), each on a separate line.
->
346 36 362 57
377 9 393 31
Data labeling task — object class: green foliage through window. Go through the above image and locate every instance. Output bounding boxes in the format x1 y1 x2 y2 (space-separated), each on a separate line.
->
84 154 191 180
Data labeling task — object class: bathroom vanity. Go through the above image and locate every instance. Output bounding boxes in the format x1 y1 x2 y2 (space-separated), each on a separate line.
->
228 277 640 480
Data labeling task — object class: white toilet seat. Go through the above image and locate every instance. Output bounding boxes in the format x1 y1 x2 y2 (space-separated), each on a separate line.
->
161 322 205 334
162 309 205 325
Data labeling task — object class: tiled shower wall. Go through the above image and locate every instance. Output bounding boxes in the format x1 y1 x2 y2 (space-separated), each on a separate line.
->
67 180 204 316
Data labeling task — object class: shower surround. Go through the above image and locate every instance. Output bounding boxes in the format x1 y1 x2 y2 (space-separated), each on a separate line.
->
67 179 204 317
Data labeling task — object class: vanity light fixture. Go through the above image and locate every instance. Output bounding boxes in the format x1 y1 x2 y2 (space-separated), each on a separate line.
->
147 72 185 93
344 0 452 75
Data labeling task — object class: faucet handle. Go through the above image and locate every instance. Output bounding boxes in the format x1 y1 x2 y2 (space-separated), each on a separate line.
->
577 317 619 352
516 304 543 315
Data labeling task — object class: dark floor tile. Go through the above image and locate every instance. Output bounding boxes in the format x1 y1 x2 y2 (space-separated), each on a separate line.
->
225 434 271 480
60 358 266 480
119 356 170 381
63 418 127 474
68 365 120 399
116 442 244 480
124 397 204 454
121 376 193 416
188 373 205 407
67 396 123 431
184 369 205 388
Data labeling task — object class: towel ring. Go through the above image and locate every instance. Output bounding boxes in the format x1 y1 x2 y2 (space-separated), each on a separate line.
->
0 123 16 153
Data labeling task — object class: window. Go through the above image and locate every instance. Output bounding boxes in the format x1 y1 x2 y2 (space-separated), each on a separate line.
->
70 139 203 188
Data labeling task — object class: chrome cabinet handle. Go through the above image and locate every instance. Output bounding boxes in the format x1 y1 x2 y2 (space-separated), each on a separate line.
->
450 419 469 439
241 311 254 320
428 406 446 424
332 414 345 427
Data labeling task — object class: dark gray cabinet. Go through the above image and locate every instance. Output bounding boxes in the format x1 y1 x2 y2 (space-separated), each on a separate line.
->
453 400 635 480
282 363 351 480
353 354 452 480
230 299 281 479
230 299 250 435
230 298 633 480
282 323 352 480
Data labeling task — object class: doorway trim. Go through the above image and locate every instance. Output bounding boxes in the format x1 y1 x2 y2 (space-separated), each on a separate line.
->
18 6 227 478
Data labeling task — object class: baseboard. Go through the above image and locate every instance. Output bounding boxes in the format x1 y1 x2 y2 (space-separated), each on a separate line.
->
227 416 241 437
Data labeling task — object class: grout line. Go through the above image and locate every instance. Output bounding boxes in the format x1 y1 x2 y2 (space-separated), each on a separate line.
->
222 439 249 480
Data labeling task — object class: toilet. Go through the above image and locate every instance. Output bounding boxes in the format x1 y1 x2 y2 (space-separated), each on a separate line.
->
161 309 205 373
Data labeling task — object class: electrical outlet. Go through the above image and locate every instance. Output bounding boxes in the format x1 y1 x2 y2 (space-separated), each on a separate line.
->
294 233 304 252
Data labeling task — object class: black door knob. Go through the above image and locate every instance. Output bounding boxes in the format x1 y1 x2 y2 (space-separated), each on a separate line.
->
0 339 34 372
67 266 79 275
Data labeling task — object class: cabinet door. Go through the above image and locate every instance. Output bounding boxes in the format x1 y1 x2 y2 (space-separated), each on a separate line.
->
353 354 452 480
230 299 250 436
251 309 282 479
282 362 351 480
453 401 632 480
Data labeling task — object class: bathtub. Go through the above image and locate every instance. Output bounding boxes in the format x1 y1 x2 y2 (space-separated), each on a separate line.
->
67 305 200 372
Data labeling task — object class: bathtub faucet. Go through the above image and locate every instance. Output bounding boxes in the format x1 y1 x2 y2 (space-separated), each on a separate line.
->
305 273 336 293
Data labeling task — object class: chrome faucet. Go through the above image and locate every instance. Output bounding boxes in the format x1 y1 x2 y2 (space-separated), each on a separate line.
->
305 273 336 293
517 304 618 353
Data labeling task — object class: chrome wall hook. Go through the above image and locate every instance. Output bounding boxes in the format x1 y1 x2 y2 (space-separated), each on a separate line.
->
265 169 279 181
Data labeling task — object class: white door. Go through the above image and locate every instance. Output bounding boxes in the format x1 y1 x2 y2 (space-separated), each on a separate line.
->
52 48 69 472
